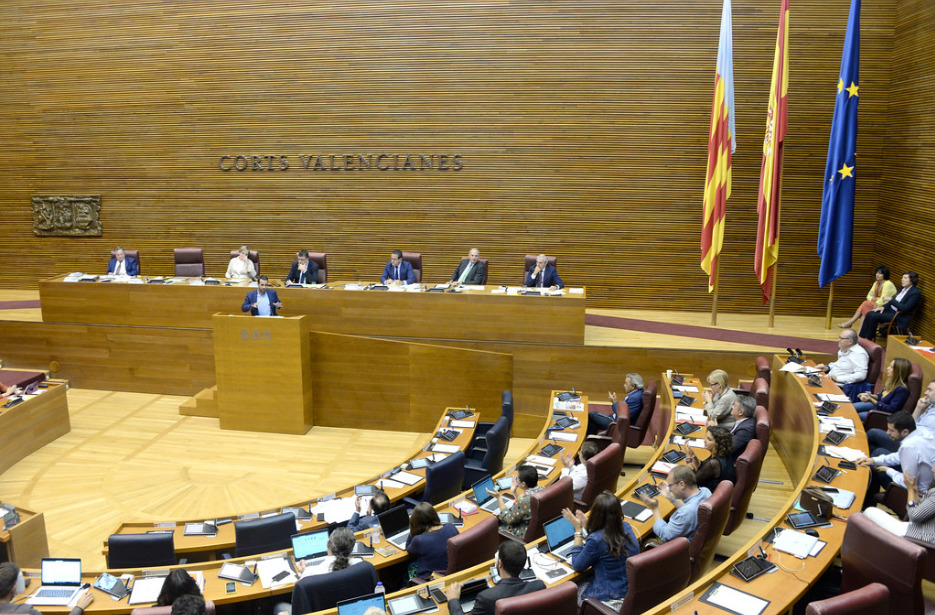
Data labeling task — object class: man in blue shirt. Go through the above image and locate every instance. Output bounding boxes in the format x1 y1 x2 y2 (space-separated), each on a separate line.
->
639 465 711 542
381 249 415 285
859 411 935 500
867 379 935 453
241 275 282 316
587 373 644 435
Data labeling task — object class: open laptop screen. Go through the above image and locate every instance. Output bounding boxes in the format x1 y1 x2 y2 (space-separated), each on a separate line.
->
543 515 575 551
291 530 329 560
377 505 410 537
471 476 497 505
336 592 386 615
41 558 81 586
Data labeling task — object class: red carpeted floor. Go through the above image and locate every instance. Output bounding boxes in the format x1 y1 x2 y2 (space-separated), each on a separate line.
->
0 300 41 310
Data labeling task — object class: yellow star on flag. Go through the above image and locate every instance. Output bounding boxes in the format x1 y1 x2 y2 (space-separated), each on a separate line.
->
846 82 859 98
838 78 844 93
838 163 854 179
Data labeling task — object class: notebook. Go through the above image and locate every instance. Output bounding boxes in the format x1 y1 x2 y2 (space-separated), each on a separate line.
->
543 515 577 562
377 505 411 549
27 558 84 606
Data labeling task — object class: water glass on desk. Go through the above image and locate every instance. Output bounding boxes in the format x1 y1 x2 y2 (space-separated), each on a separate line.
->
369 524 383 544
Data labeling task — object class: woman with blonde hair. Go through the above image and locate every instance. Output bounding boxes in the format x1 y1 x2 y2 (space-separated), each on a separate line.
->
853 357 912 423
704 369 737 430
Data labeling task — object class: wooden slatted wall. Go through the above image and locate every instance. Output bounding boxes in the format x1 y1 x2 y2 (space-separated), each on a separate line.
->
2 0 921 328
875 0 935 339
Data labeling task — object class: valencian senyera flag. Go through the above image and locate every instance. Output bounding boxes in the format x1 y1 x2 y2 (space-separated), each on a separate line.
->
818 0 860 288
754 0 790 304
701 0 736 293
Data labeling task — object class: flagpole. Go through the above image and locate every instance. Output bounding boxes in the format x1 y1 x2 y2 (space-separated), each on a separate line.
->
711 258 721 326
825 282 834 329
768 268 778 328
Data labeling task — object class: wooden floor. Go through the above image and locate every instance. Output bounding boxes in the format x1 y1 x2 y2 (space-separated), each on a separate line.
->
0 289 813 570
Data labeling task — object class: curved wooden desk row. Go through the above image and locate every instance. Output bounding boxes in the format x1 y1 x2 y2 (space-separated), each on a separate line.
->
21 392 590 614
888 335 935 390
646 358 871 615
38 276 586 344
0 380 71 567
107 406 482 558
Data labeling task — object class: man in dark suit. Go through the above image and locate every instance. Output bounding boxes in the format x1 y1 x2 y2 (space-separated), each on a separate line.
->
859 271 922 339
241 275 282 316
107 246 139 276
450 248 486 285
729 397 757 458
524 254 563 290
445 541 545 615
381 249 415 285
588 373 643 435
286 249 320 285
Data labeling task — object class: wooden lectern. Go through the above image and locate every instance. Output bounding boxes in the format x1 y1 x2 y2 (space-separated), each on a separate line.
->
212 314 314 434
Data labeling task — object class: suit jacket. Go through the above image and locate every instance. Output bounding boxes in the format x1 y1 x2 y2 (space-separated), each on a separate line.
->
381 260 415 284
241 288 280 316
524 264 564 289
107 256 138 276
611 388 643 424
448 577 547 615
451 258 486 285
885 285 922 329
730 417 756 458
286 260 320 284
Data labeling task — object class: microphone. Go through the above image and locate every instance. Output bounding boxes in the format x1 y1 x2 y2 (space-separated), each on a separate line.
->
795 348 803 358
786 347 795 356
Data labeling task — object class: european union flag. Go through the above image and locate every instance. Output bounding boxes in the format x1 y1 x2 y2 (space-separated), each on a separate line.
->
818 0 860 288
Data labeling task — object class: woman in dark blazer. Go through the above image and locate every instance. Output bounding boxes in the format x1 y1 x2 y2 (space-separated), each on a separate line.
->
859 271 922 340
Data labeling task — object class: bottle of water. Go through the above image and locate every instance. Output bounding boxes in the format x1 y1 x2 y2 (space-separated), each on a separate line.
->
375 582 385 594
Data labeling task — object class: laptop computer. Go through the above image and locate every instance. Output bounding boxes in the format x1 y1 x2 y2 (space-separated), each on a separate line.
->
470 476 504 515
337 592 387 615
543 515 577 562
457 578 491 613
27 558 84 606
291 529 329 564
377 505 411 550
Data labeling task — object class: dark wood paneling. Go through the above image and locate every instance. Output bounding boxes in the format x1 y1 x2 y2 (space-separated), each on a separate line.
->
0 0 909 325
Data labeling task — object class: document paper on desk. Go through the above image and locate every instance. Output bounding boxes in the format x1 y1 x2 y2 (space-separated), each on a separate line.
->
450 419 476 428
549 431 578 442
257 557 297 589
700 582 769 615
822 445 865 462
432 443 459 453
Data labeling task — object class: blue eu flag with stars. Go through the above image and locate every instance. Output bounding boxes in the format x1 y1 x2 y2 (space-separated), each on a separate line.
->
818 0 860 288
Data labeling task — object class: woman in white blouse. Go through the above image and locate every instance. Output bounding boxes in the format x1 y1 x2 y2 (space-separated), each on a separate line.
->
226 245 256 280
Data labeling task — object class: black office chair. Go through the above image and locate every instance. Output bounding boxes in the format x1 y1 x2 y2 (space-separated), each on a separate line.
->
233 512 296 557
469 391 514 455
403 451 466 509
106 533 176 569
290 561 378 613
462 416 510 489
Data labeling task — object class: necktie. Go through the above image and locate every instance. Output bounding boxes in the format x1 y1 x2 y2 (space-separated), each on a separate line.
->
116 260 123 275
459 263 473 283
396 266 400 280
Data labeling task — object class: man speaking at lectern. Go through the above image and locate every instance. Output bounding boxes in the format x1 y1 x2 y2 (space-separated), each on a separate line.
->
242 275 282 316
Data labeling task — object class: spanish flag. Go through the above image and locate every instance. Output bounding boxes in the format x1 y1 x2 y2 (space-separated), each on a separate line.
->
754 0 790 303
701 0 736 293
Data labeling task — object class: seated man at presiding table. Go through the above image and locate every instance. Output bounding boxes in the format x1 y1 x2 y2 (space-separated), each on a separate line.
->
524 254 564 290
445 541 546 615
0 562 93 615
381 249 415 285
450 247 486 285
639 465 711 542
286 249 320 285
107 246 139 276
242 275 283 316
815 328 869 400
